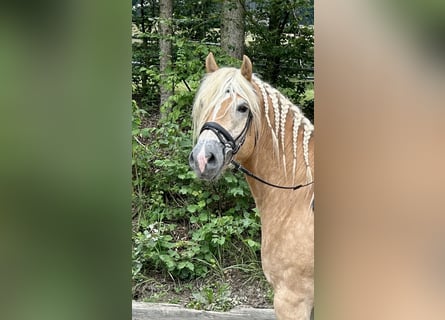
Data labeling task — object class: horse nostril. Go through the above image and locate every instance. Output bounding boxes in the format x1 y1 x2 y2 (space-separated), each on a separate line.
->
207 153 216 164
189 142 222 176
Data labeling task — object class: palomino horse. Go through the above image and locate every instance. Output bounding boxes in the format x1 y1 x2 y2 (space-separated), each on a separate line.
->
189 53 314 320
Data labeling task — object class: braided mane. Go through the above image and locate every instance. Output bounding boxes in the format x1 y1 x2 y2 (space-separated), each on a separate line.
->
253 75 314 183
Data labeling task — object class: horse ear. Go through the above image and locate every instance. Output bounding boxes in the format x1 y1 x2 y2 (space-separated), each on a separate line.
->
205 52 219 73
240 55 252 81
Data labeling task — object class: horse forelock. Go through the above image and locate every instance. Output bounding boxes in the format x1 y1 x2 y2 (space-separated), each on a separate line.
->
192 67 261 142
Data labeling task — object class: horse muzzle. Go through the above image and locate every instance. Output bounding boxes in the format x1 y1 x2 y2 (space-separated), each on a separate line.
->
189 140 229 180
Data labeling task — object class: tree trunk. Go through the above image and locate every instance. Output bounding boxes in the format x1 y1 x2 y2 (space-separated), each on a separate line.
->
139 0 149 98
221 0 245 59
159 0 173 110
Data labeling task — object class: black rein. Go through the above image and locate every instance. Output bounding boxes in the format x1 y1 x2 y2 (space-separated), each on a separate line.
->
231 160 314 190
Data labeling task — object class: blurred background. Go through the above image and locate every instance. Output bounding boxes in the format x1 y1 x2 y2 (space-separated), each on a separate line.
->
316 0 445 319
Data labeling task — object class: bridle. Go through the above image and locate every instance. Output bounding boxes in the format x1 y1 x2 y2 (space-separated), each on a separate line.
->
199 112 314 191
200 111 253 165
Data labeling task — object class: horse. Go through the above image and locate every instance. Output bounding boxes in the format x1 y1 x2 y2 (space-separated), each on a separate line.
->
188 53 314 320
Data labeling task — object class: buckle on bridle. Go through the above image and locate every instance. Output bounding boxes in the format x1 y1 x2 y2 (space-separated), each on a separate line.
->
223 144 234 165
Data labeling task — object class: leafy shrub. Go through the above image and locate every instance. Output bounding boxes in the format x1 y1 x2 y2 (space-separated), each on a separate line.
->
132 122 260 280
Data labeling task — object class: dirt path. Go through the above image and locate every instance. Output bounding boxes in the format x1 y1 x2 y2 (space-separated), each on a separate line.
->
132 301 276 320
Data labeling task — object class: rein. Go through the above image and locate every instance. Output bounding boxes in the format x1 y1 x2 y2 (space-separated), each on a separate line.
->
231 160 314 190
200 112 314 191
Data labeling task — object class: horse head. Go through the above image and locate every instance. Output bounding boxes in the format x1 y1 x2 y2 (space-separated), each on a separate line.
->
189 53 259 180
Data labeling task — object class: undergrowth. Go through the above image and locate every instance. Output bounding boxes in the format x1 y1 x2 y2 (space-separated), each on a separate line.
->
132 100 262 279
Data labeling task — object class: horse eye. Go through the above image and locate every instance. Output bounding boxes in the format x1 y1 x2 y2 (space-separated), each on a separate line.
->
237 104 249 113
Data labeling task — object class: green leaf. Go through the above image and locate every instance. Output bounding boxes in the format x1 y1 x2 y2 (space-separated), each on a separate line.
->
178 261 194 271
159 254 175 270
246 239 259 248
187 204 198 213
198 200 206 208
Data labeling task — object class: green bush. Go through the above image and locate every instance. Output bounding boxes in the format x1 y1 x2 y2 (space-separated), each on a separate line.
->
133 110 259 278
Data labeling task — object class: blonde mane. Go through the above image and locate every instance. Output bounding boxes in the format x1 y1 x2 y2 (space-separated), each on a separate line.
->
192 67 314 182
192 67 262 142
